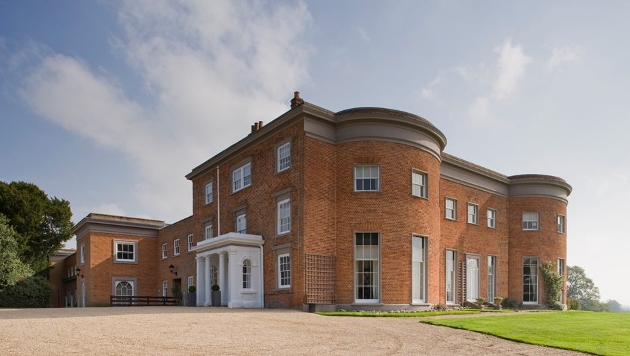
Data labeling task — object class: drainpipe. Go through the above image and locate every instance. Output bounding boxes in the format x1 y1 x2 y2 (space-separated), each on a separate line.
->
216 166 221 235
260 245 264 308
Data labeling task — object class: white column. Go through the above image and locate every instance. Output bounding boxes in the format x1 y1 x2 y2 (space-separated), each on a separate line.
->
196 257 204 306
227 250 238 308
204 255 212 306
219 252 226 305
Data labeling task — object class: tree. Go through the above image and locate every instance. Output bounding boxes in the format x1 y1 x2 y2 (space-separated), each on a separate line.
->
607 299 623 313
0 181 73 272
567 265 601 311
0 214 32 289
0 214 52 308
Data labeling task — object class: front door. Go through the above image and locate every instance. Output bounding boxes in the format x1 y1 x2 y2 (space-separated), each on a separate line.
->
466 256 480 302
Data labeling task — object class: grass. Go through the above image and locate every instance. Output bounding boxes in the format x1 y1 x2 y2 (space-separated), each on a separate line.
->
421 311 630 355
317 309 482 317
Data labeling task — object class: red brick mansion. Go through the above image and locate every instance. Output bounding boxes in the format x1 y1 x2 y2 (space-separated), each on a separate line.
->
50 92 571 311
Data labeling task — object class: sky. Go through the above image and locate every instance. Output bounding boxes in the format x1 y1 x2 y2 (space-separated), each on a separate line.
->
1 0 629 305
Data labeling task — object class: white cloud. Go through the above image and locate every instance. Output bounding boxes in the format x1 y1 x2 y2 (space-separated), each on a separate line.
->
468 96 491 123
355 26 371 44
493 39 531 99
549 45 582 68
18 0 313 223
92 203 127 217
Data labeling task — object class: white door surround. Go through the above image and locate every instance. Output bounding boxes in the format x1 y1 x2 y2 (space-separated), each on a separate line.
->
194 232 264 308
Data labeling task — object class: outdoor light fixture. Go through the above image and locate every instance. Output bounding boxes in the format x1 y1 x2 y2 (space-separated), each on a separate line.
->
169 264 177 276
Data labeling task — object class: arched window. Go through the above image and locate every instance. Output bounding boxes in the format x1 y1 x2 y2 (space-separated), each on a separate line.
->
115 281 134 296
242 260 252 289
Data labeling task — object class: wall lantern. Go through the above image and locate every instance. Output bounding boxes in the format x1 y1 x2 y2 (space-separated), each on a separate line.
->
168 264 177 276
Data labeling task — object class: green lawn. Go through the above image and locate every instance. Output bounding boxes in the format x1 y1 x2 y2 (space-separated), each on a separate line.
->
317 310 482 317
422 311 630 355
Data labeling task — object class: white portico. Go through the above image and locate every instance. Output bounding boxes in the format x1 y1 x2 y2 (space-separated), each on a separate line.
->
193 232 264 308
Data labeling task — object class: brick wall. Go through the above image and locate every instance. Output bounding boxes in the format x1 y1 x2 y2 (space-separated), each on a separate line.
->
508 196 567 305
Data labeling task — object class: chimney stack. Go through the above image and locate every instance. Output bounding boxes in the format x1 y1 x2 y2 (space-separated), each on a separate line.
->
290 91 304 108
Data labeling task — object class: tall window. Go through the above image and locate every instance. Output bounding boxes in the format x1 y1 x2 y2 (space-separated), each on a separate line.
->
204 221 213 240
277 198 291 235
355 232 380 302
162 280 168 297
187 276 194 290
411 170 427 198
446 250 456 304
161 243 167 259
522 212 539 230
557 215 565 233
445 198 457 220
277 141 291 172
115 241 137 263
487 256 497 300
236 213 247 234
80 244 86 264
487 209 496 228
523 257 539 303
412 235 426 303
187 234 194 251
232 162 251 193
278 254 291 288
243 260 252 289
115 280 134 296
354 165 379 191
557 258 565 303
205 182 213 205
467 203 478 224
174 239 180 256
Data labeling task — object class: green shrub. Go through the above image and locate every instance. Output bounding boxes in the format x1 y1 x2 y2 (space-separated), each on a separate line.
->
188 285 196 293
0 275 53 308
501 297 518 309
567 298 579 310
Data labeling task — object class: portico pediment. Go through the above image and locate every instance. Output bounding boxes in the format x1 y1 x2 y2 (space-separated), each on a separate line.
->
193 232 264 254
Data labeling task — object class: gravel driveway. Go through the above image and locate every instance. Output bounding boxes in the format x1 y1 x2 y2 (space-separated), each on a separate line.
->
0 307 586 355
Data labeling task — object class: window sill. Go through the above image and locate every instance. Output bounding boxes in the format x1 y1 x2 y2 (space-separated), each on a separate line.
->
240 289 257 294
351 302 383 306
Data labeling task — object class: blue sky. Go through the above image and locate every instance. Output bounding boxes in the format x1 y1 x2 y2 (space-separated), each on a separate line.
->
1 0 628 305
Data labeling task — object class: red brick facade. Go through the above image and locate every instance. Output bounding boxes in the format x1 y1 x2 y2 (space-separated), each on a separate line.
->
65 93 571 310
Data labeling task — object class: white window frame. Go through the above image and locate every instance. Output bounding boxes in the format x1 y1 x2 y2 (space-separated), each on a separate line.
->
236 213 247 234
80 244 86 265
467 203 478 224
354 165 380 192
243 259 252 289
354 232 380 303
114 279 135 297
232 162 252 193
277 198 291 235
557 215 565 233
557 258 565 303
411 170 427 198
446 250 456 304
161 243 167 259
487 209 496 228
522 212 540 230
174 239 180 256
204 222 213 240
412 234 426 303
277 141 291 172
445 198 457 220
278 253 291 288
487 255 497 301
523 257 539 304
187 234 194 251
162 280 168 297
187 276 194 290
114 241 137 263
205 181 213 205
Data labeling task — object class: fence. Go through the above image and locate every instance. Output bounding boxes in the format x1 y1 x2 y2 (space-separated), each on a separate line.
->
110 295 180 306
